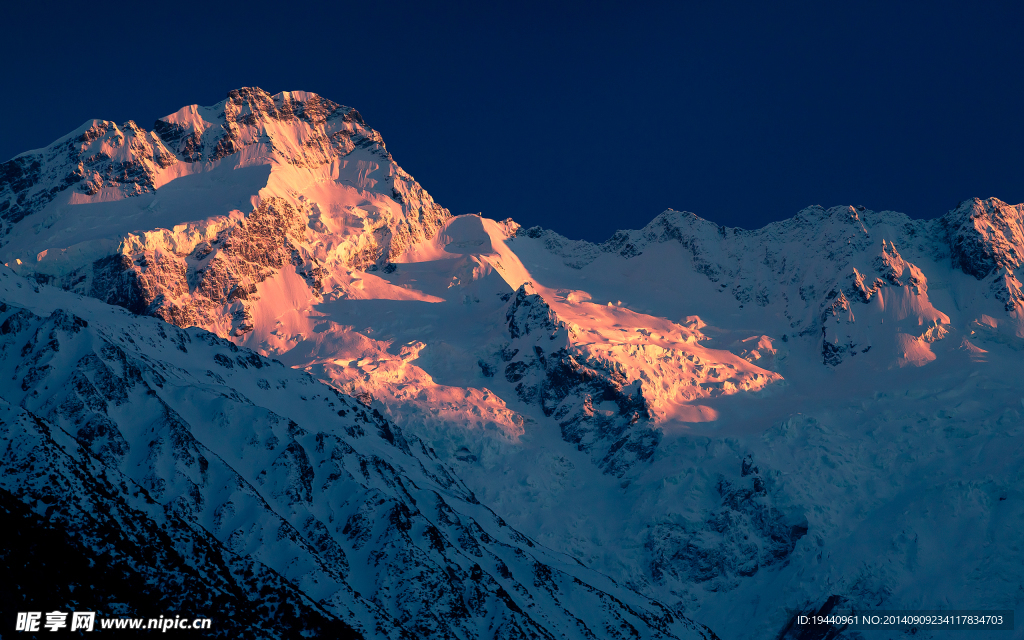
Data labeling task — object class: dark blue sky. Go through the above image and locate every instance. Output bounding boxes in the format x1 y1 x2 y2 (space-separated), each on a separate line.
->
2 1 1022 242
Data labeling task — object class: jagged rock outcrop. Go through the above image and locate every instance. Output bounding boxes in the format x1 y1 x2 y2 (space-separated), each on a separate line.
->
941 197 1024 312
492 284 663 475
817 239 948 366
0 119 178 228
941 198 1024 280
34 196 318 335
645 455 807 593
469 280 781 475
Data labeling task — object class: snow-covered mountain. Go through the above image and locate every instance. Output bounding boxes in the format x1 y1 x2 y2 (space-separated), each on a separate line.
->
1 87 449 337
3 87 1024 639
0 269 717 640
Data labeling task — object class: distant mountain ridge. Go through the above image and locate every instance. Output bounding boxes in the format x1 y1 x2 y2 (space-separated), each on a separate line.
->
4 88 1024 354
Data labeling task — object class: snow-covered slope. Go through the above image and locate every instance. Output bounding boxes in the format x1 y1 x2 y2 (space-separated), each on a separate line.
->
306 202 1024 638
3 89 1024 639
483 200 1024 638
303 214 781 478
0 268 717 640
516 200 1024 357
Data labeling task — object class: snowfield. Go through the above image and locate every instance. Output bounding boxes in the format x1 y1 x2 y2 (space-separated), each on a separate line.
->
2 87 1023 639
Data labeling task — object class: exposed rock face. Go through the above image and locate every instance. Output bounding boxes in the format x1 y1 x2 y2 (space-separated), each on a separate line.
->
941 197 1024 312
645 456 807 595
941 198 1024 280
0 119 178 228
151 88 356 164
816 239 948 366
496 284 660 476
36 196 315 335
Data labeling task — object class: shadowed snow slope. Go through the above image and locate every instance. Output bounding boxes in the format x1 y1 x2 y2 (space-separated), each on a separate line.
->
4 89 1024 639
0 267 716 640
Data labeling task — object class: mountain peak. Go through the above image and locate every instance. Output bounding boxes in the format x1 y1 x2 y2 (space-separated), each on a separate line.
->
942 196 1024 280
153 86 378 165
1 88 451 338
